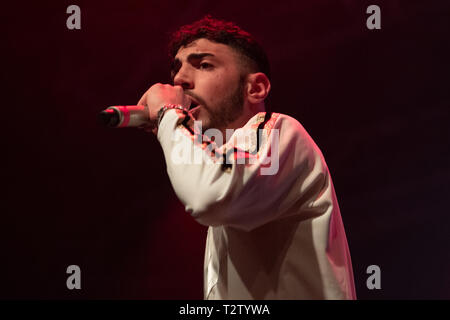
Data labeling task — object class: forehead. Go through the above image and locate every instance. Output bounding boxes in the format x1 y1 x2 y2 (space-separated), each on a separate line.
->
175 38 239 61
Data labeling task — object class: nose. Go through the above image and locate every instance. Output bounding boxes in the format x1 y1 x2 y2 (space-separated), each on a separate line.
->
173 65 194 90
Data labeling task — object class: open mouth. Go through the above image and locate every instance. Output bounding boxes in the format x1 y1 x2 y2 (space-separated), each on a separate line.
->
189 100 200 110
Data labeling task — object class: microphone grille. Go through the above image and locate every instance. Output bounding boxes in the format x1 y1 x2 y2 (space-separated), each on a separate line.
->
97 108 120 127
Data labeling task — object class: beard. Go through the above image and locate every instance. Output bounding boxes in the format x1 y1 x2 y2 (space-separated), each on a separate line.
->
187 76 245 133
204 77 245 131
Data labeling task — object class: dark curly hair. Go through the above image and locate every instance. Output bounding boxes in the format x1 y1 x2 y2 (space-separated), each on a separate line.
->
168 15 271 80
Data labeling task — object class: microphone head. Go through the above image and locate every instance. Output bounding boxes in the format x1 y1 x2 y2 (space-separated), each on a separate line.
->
97 108 120 127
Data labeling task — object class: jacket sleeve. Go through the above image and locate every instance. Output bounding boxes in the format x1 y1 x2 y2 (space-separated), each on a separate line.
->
157 109 330 231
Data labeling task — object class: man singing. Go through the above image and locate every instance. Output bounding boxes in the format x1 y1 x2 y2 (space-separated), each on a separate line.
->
137 16 356 299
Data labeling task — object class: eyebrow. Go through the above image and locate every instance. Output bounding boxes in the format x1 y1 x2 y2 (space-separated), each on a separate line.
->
170 53 215 78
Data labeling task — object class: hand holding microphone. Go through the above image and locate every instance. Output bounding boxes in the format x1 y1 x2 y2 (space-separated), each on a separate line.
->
98 84 193 134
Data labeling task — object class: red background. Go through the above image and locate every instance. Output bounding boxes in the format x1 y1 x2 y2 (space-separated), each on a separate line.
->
2 0 450 299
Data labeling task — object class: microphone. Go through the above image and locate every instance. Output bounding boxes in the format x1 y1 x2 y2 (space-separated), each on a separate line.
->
97 105 149 128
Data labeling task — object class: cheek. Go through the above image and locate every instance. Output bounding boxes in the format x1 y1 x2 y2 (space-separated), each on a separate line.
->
199 72 237 105
198 76 226 104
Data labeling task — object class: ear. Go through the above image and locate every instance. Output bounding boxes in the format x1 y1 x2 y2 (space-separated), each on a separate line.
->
245 72 271 104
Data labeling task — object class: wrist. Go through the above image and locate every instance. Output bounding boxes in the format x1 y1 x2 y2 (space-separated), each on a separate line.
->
157 104 189 127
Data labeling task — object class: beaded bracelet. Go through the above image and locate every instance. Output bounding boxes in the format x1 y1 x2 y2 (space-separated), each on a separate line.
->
157 104 188 127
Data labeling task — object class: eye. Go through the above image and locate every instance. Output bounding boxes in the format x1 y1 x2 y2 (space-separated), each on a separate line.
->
199 62 213 69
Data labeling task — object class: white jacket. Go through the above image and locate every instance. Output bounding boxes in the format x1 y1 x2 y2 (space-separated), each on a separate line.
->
157 109 356 300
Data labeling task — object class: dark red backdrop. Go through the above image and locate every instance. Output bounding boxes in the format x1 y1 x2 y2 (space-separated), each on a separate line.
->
2 0 449 299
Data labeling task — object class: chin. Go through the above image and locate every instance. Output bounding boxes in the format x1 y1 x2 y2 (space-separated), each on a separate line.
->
192 110 210 129
198 119 213 132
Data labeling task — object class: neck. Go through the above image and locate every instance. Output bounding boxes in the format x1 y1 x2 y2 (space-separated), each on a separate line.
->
219 103 264 145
